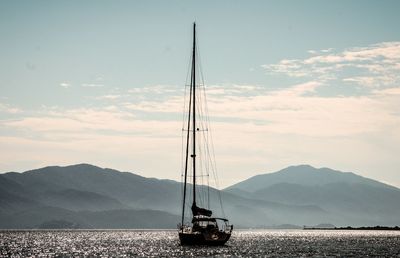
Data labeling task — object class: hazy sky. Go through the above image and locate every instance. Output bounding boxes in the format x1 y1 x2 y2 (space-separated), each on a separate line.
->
1 0 400 188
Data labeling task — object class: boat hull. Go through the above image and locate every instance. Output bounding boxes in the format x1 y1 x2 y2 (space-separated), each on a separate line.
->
179 231 231 246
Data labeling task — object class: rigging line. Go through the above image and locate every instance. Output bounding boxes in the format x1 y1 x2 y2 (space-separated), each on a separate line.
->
201 81 226 218
198 111 207 206
181 71 189 176
201 133 208 206
181 44 192 178
197 36 214 213
191 24 221 215
200 134 212 208
196 32 206 91
182 36 193 129
201 133 209 207
201 99 212 211
198 123 208 208
181 54 194 225
180 31 194 224
209 126 226 217
199 103 211 209
196 42 213 212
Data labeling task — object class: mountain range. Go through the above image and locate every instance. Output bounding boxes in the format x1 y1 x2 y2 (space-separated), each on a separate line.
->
1 164 399 229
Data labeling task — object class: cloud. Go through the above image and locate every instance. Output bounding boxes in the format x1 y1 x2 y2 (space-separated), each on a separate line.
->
95 95 121 100
304 42 400 64
206 84 262 96
0 103 21 114
342 77 376 87
124 97 182 113
60 82 70 88
321 48 334 53
128 85 181 95
82 83 104 88
262 41 400 90
95 82 400 138
273 81 322 96
372 87 400 96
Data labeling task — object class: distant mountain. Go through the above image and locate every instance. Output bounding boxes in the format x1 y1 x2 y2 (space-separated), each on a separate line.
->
2 164 181 212
1 164 399 228
225 165 400 226
226 165 396 191
0 164 183 228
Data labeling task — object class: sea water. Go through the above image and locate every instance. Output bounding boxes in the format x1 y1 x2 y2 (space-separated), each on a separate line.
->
1 229 399 257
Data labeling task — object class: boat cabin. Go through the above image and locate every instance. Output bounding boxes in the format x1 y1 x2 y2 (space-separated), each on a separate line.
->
191 216 231 232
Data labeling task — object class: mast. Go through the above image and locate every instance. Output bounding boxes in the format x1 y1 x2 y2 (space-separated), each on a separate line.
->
181 72 192 225
191 22 197 210
182 23 197 223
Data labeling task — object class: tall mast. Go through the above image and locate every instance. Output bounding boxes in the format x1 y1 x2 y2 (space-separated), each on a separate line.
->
181 70 192 225
182 23 198 223
191 22 197 209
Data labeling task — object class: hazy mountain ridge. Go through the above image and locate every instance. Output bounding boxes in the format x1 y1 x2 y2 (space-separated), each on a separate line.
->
1 164 399 228
3 164 182 212
226 165 400 226
226 165 397 191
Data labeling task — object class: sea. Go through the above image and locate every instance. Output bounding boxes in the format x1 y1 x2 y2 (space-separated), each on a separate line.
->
1 229 400 257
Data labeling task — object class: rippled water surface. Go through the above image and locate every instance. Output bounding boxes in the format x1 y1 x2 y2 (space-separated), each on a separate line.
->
1 229 400 257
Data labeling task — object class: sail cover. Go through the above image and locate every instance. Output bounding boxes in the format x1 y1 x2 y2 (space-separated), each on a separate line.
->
191 204 212 217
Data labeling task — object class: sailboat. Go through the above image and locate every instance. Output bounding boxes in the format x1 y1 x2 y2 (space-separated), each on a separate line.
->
178 23 233 246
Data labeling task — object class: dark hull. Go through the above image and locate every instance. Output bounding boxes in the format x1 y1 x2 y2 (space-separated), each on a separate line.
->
179 231 231 246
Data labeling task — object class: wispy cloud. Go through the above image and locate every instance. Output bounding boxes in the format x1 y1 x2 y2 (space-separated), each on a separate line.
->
0 103 21 114
342 77 376 87
372 87 400 96
263 41 400 90
60 82 70 88
272 81 322 96
206 84 263 96
82 83 104 88
128 85 181 95
95 94 121 100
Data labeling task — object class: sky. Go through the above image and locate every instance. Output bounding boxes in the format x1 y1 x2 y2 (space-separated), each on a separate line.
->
1 0 400 188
